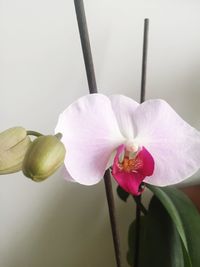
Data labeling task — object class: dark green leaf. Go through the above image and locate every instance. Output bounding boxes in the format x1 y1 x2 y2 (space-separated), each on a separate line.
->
127 196 184 267
147 185 200 267
116 185 129 202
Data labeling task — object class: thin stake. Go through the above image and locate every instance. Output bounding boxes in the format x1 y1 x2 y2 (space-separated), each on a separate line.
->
74 0 97 93
73 1 122 266
140 18 149 104
104 170 121 267
134 18 149 267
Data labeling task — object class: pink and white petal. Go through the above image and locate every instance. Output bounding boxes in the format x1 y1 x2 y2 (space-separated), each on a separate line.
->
109 95 139 140
133 99 200 186
55 94 124 185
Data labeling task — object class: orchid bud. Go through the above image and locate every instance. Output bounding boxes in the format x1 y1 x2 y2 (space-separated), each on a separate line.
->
0 127 31 174
22 135 66 182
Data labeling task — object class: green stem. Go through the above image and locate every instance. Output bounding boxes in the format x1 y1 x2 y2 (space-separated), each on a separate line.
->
55 133 63 140
27 130 43 137
133 196 148 215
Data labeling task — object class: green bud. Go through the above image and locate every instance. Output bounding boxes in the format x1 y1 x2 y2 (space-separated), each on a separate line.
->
0 127 31 174
22 135 66 182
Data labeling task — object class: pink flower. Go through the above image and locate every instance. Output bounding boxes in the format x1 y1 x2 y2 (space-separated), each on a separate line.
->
55 94 200 195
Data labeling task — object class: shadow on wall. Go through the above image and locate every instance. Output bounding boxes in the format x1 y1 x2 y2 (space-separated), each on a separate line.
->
4 173 118 267
182 66 200 127
165 65 200 126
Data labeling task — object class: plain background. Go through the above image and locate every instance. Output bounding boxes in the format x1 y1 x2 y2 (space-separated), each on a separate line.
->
1 0 200 266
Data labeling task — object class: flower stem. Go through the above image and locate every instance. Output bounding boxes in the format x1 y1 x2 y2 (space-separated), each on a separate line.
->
134 195 142 266
55 133 62 140
27 130 43 137
133 196 147 215
74 1 122 266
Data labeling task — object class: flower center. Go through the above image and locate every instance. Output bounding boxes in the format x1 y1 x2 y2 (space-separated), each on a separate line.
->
118 152 143 173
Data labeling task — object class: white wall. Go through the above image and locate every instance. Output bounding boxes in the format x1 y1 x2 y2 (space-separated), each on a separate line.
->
0 0 200 266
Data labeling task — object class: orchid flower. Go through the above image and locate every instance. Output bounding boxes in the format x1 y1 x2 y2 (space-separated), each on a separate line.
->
55 94 200 195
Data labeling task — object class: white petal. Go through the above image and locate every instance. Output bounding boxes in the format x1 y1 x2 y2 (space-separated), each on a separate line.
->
133 99 200 186
55 94 124 185
109 95 139 140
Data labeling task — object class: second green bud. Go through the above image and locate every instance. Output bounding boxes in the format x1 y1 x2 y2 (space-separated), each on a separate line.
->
22 135 66 182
